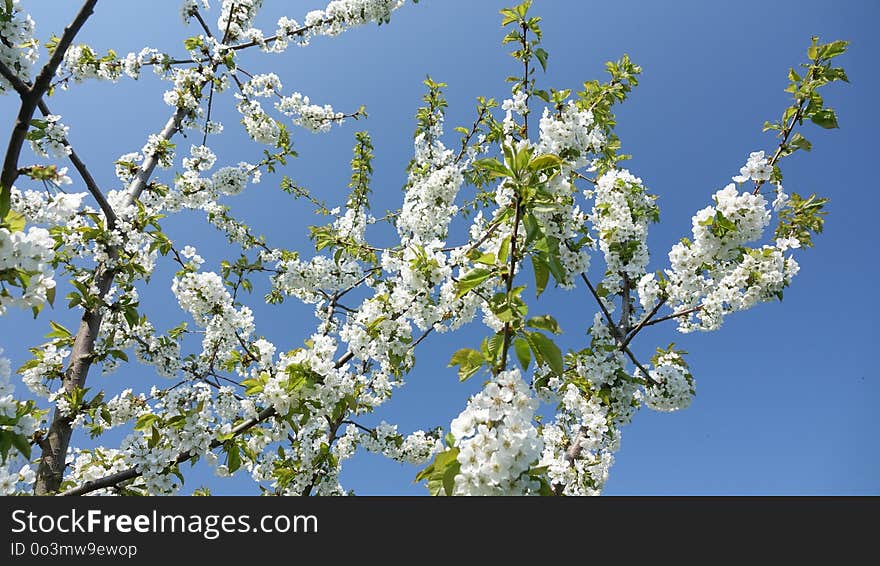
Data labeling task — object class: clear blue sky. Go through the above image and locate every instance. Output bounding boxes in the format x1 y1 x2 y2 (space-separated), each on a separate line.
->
2 0 877 495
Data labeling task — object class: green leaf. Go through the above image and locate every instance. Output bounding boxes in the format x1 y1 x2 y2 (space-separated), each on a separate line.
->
497 235 511 265
531 255 549 297
472 158 511 179
109 350 128 362
442 461 459 496
0 431 10 463
513 337 531 371
0 183 10 220
526 314 561 334
513 145 533 174
535 47 549 71
821 67 849 83
789 132 812 152
165 414 187 429
499 8 518 26
184 36 204 51
449 348 484 381
10 433 31 460
528 153 562 173
134 414 159 432
3 209 25 232
528 331 564 376
486 332 504 363
416 447 460 496
226 442 241 473
810 108 839 129
455 268 493 298
818 39 848 59
46 321 71 339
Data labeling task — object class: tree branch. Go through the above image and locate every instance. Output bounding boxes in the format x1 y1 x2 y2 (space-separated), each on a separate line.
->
753 68 817 196
36 99 116 225
620 296 666 349
640 304 702 328
0 59 30 97
59 406 277 496
1 0 98 218
499 195 522 371
35 103 191 494
580 272 622 340
59 305 437 496
618 272 632 333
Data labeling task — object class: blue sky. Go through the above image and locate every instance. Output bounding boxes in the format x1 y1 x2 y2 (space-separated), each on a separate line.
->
1 0 877 495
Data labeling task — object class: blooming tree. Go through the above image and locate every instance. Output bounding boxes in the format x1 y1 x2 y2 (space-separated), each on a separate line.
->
0 0 848 496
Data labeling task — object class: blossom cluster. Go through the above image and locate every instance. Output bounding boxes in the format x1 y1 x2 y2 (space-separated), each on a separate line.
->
276 92 345 133
0 0 37 94
660 154 799 331
172 271 255 364
338 422 442 465
304 0 406 38
28 115 71 159
591 169 657 304
60 44 125 84
449 369 542 495
114 383 252 494
537 103 604 168
0 224 57 315
640 350 695 412
0 349 39 495
537 314 636 495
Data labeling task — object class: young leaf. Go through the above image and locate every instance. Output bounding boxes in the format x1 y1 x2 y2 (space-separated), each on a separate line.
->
513 337 531 370
472 158 511 179
449 348 484 381
528 331 564 375
810 108 839 129
455 268 493 298
531 255 549 297
526 314 561 334
528 153 562 173
789 133 812 152
535 47 549 71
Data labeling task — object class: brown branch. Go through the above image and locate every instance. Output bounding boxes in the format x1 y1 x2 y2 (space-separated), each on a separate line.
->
640 304 702 328
620 296 667 349
572 170 597 185
60 299 438 496
0 59 30 97
1 0 98 218
228 23 316 52
192 8 214 38
753 68 817 196
36 88 191 496
618 272 632 333
59 406 277 496
580 272 622 341
455 105 488 163
443 210 508 253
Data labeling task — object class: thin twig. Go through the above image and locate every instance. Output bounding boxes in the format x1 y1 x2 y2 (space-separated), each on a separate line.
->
621 296 666 349
36 99 117 226
499 195 522 371
641 304 702 328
